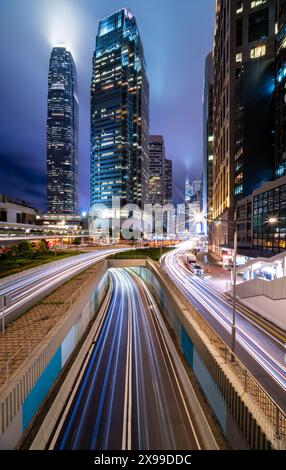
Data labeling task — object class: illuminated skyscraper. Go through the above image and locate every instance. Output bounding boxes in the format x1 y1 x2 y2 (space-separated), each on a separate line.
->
47 46 79 215
149 135 165 206
212 0 276 256
164 158 173 205
91 9 149 209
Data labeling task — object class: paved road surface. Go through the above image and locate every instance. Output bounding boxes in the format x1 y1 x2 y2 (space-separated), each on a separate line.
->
0 248 127 325
162 246 286 412
53 268 200 450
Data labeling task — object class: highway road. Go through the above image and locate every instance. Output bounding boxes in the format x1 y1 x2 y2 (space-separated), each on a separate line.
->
0 248 127 326
161 245 286 411
52 268 201 450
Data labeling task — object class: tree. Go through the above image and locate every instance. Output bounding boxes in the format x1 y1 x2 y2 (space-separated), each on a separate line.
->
38 239 49 253
17 240 34 257
72 238 81 251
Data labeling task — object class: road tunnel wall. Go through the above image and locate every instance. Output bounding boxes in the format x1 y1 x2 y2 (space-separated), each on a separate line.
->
0 261 109 449
130 261 282 450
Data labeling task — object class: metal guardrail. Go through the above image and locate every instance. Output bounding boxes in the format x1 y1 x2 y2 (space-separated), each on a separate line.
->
0 265 106 388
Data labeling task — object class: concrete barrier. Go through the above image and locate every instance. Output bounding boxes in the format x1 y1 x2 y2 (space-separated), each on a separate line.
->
0 261 109 449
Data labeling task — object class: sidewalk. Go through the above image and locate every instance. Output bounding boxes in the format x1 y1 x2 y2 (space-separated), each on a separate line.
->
196 251 242 293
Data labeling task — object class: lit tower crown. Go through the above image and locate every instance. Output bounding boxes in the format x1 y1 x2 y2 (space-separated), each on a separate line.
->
90 9 149 209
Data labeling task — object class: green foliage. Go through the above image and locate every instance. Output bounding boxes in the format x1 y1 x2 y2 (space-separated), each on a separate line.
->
0 249 80 279
108 247 174 262
17 240 34 255
38 239 48 252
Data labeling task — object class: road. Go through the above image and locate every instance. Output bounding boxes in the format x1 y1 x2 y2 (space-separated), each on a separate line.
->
52 268 200 450
162 245 286 411
0 248 127 326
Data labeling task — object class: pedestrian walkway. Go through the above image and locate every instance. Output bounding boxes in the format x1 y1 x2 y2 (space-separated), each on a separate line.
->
196 251 242 293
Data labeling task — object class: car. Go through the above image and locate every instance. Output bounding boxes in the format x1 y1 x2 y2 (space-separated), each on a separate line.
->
190 263 204 277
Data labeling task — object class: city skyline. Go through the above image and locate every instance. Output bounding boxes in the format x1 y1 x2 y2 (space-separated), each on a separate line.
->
0 0 215 211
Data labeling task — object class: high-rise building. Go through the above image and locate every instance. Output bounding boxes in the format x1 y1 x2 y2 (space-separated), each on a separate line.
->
90 9 149 210
164 158 173 205
203 52 214 238
185 177 193 204
212 0 276 257
47 46 79 216
275 0 286 178
149 135 165 206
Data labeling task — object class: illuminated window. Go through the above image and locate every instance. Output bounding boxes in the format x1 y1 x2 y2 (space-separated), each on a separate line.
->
251 0 266 8
236 52 242 63
250 45 266 59
236 2 243 14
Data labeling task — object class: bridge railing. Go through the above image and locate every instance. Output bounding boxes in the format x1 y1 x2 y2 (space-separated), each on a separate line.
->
188 299 286 441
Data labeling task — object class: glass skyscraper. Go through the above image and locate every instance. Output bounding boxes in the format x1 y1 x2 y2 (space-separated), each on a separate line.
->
91 9 149 209
47 46 79 215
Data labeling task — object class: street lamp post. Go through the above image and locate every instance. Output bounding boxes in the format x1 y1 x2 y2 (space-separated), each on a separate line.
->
232 207 238 356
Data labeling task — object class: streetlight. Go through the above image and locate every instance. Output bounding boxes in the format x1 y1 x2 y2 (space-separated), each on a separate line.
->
232 208 238 357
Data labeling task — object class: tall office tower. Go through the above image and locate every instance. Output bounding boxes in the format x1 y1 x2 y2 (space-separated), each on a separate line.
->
47 46 79 215
91 9 149 210
185 177 193 204
212 0 276 256
149 135 165 206
164 158 173 205
203 52 214 238
275 0 286 178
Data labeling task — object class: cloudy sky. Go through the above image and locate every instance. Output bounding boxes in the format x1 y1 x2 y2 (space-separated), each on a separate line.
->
0 0 215 211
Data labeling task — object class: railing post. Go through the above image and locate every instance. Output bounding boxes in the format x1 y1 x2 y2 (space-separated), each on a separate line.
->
275 407 281 440
244 369 247 392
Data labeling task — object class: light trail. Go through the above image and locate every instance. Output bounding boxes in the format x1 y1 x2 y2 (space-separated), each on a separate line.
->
53 268 201 450
162 247 286 402
0 248 127 324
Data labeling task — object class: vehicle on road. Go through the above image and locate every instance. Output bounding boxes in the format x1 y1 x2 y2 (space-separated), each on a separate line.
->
189 263 204 278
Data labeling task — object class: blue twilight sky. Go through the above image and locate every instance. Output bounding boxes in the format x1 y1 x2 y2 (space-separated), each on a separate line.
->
0 0 215 211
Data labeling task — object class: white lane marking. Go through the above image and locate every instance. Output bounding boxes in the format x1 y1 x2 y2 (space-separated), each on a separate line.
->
135 273 202 450
48 287 111 449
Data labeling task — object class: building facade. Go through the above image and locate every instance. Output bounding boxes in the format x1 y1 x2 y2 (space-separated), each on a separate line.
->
203 52 214 239
275 0 286 178
90 9 149 210
149 135 165 206
0 195 41 226
212 0 277 256
164 158 173 205
47 46 79 216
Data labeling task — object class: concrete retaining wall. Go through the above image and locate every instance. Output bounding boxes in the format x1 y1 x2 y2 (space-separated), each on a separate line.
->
131 260 284 450
235 276 286 301
0 261 109 449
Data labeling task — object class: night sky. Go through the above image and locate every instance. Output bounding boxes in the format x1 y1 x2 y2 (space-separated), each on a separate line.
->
0 0 215 211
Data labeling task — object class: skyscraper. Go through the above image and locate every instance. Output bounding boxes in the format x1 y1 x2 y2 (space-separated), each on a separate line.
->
164 158 173 205
90 9 149 210
185 177 192 204
149 135 165 206
212 0 276 257
47 46 79 216
275 0 286 178
203 52 214 238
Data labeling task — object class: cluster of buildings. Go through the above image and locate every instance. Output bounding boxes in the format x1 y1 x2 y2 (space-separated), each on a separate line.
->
203 0 286 263
45 8 173 234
